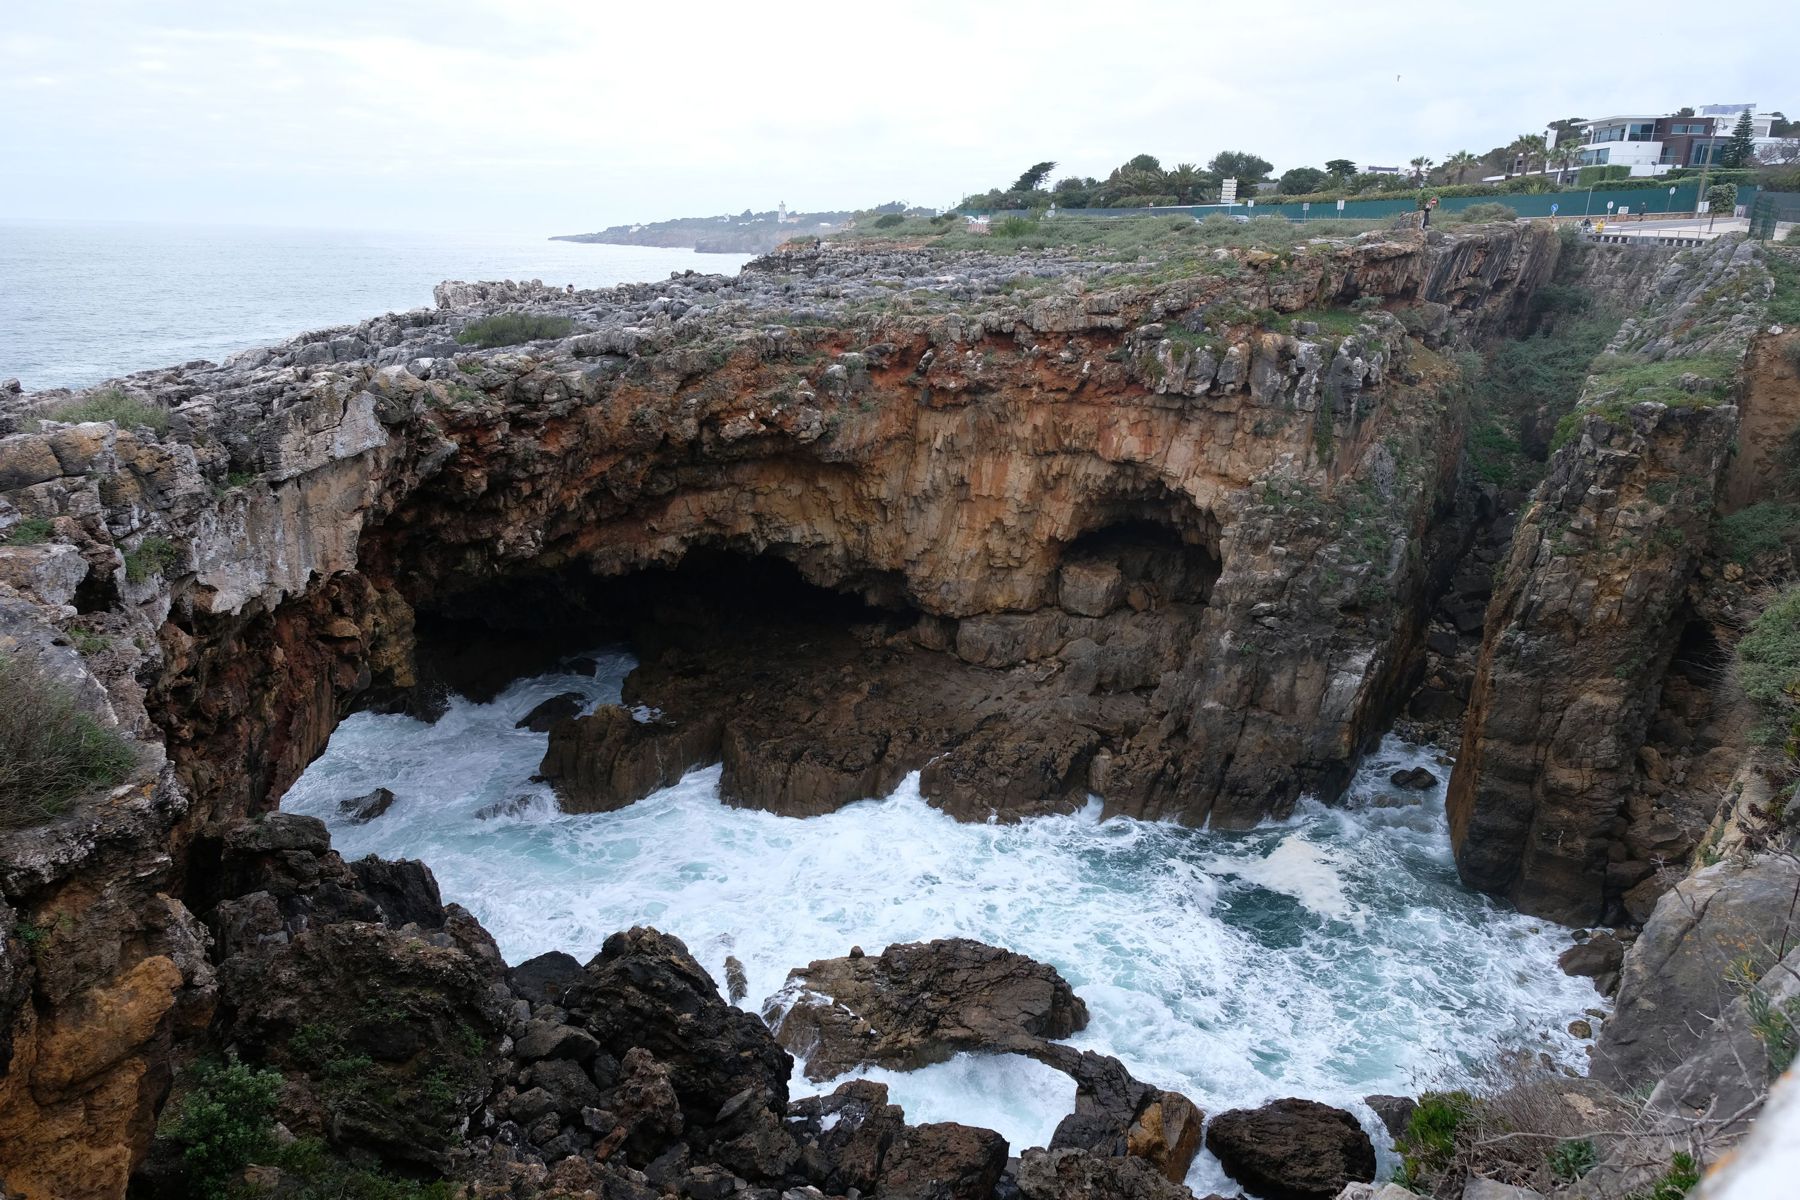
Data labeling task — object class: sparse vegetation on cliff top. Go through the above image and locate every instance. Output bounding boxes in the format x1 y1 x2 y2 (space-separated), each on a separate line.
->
836 211 1385 260
33 387 170 434
0 655 137 827
454 312 575 348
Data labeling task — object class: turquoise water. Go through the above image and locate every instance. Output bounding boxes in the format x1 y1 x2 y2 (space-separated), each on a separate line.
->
0 221 751 391
283 651 1600 1191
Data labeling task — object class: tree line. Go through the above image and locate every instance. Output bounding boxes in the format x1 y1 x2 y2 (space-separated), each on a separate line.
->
961 110 1795 213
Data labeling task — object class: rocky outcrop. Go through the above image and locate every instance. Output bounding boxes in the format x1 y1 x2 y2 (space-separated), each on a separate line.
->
1448 237 1773 923
1203 1098 1377 1200
0 226 1562 1195
1594 855 1800 1087
768 938 1089 1080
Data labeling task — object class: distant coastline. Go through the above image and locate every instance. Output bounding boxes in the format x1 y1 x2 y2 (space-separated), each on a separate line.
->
552 206 853 254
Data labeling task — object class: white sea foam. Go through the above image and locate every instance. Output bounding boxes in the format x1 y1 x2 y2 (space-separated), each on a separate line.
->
283 651 1605 1190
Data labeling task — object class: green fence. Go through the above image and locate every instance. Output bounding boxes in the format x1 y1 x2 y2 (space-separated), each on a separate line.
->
999 181 1725 225
1750 192 1800 240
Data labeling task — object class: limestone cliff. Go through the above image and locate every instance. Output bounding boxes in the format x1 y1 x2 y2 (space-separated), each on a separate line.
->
0 224 1566 1197
1448 238 1779 924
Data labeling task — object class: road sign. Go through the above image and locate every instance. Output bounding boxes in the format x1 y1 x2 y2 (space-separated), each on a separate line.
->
1336 199 1345 211
1303 202 1310 212
1220 178 1238 203
1551 203 1559 215
1247 199 1255 209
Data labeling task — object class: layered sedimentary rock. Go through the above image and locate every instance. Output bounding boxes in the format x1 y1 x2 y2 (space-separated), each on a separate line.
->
0 224 1568 1196
1448 238 1775 923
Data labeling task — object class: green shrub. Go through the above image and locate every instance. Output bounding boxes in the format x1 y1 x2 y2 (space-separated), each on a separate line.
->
124 535 179 583
1766 247 1800 325
0 655 137 828
993 216 1037 237
454 313 574 349
1396 1090 1474 1185
44 388 170 434
3 517 53 546
873 213 905 228
1458 202 1520 224
1549 1137 1598 1182
1718 502 1800 564
1737 586 1800 739
270 1137 455 1200
1639 1151 1700 1200
159 1058 283 1200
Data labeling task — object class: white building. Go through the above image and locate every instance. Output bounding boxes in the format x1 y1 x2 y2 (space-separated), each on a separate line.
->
1573 104 1793 177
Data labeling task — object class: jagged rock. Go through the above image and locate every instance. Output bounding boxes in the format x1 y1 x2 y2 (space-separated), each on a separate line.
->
786 1080 907 1195
515 1019 600 1064
878 1121 1009 1200
1204 1098 1376 1200
1363 1094 1416 1141
347 856 445 928
540 707 724 813
510 950 583 1006
338 786 396 822
1389 767 1437 790
1557 933 1625 983
1029 1044 1202 1183
724 956 748 1004
1595 855 1800 1086
768 938 1088 1080
516 692 587 732
1013 1147 1193 1199
563 928 793 1128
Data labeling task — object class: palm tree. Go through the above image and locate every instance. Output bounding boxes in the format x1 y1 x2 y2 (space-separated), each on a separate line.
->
1166 163 1206 205
1443 150 1479 184
1409 156 1435 185
1508 134 1548 176
1547 142 1581 184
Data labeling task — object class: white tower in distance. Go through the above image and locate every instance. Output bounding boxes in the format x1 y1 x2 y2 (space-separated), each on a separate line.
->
778 201 788 224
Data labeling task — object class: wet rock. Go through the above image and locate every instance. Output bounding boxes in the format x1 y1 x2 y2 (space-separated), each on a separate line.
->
338 786 397 823
1030 1044 1202 1183
1363 1094 1416 1141
347 857 446 929
516 691 587 732
1204 1098 1376 1200
1014 1147 1192 1200
514 1019 600 1064
565 927 793 1126
724 956 748 1004
878 1121 1009 1200
1389 767 1437 791
605 1046 685 1164
787 1080 906 1195
540 706 724 813
475 795 538 820
769 938 1089 1081
1556 932 1625 982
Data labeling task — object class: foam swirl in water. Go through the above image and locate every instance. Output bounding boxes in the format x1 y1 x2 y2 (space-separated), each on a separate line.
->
284 652 1601 1189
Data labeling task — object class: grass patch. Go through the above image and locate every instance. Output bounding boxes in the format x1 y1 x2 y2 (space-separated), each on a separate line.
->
124 535 179 583
1765 246 1800 325
1280 308 1367 337
0 655 137 827
1738 585 1800 744
1587 351 1738 405
3 517 53 546
454 313 575 349
41 388 170 434
1718 502 1800 564
838 211 1385 261
269 1137 455 1200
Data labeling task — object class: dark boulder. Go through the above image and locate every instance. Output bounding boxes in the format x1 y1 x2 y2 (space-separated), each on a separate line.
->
1030 1044 1203 1183
510 950 583 1005
348 856 445 929
338 786 397 822
516 691 587 732
1389 767 1438 791
540 706 724 812
1363 1094 1416 1141
768 937 1088 1080
1204 1098 1376 1200
787 1079 907 1195
564 928 794 1127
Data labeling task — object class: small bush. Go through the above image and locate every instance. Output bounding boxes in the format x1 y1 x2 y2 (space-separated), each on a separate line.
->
1718 502 1800 564
873 213 905 228
124 535 179 583
1642 1152 1700 1200
1738 586 1800 742
3 518 53 546
1549 1137 1597 1182
270 1137 456 1200
159 1058 284 1200
0 655 137 828
1458 202 1520 224
993 216 1037 237
1396 1090 1473 1185
44 388 170 434
454 313 575 349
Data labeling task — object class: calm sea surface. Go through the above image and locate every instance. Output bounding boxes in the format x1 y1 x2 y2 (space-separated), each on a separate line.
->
0 221 752 391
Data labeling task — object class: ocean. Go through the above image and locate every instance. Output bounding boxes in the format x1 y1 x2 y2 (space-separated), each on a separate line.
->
0 221 752 392
284 650 1601 1193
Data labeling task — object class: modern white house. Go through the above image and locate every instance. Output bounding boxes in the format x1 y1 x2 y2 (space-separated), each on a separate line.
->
1572 104 1793 176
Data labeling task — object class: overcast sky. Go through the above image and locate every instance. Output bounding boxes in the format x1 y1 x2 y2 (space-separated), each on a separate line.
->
3 0 1793 234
